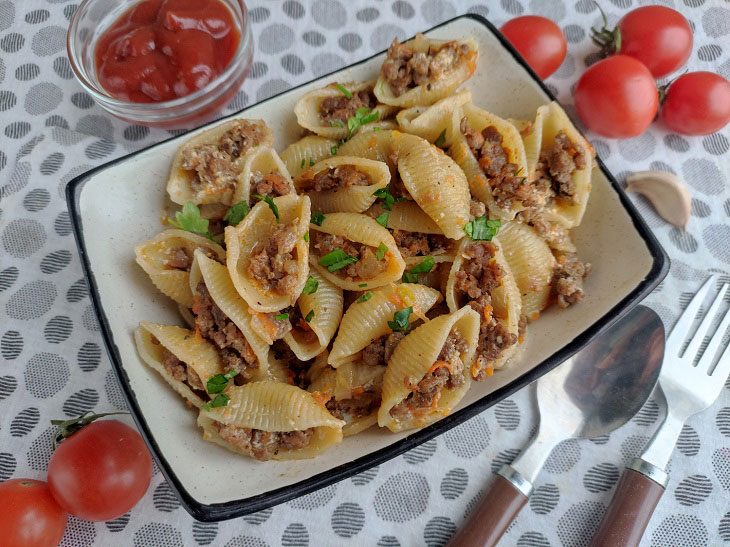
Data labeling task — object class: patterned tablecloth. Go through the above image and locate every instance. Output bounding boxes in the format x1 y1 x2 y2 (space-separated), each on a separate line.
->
1 1 730 546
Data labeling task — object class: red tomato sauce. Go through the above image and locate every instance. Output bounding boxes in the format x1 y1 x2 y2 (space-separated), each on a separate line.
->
95 0 240 103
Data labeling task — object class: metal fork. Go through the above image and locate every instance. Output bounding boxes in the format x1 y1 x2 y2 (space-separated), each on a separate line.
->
591 275 730 547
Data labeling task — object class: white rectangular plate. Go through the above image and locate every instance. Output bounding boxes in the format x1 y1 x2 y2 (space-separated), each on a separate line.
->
67 15 668 521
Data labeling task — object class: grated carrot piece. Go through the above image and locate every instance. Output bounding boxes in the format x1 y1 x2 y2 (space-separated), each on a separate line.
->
427 360 452 375
430 391 442 410
311 390 331 407
350 387 365 398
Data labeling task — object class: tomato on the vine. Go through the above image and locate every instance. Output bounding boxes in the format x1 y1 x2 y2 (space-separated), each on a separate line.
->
592 5 692 79
0 479 68 547
47 415 152 522
661 72 730 136
574 55 658 138
500 16 567 79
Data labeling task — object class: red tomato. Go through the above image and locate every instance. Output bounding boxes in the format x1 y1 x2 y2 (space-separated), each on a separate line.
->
0 479 67 547
661 72 730 136
500 16 567 79
592 6 692 79
574 55 658 138
48 420 152 522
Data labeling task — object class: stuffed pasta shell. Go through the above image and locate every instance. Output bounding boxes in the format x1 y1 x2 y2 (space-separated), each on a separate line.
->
365 201 442 234
231 146 295 205
280 135 338 179
375 34 478 108
309 212 405 290
134 229 225 309
448 104 531 220
378 306 480 432
225 194 311 313
396 89 472 144
294 81 397 140
446 236 523 378
135 321 225 409
167 119 273 206
295 156 390 213
283 269 343 361
329 283 442 367
197 381 344 461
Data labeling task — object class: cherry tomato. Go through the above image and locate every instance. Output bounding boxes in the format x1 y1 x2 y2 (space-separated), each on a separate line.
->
500 16 567 79
574 55 658 138
661 72 730 136
48 419 152 522
0 479 67 547
592 5 692 79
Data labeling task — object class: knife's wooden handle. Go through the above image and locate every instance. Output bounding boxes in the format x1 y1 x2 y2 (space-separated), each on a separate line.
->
447 474 528 547
589 467 665 547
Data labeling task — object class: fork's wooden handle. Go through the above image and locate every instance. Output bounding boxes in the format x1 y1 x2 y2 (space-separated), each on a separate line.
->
589 467 666 547
447 474 528 547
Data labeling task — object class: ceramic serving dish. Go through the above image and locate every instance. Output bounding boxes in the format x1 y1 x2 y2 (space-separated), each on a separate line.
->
66 14 668 521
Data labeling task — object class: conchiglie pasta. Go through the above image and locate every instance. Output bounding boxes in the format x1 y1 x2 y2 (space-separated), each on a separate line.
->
191 250 276 381
396 89 472 144
134 321 224 409
448 103 530 220
337 129 396 169
198 381 344 460
309 212 405 290
295 156 390 213
374 34 478 108
280 135 338 179
134 229 225 308
392 132 470 239
496 221 556 321
378 306 480 432
365 201 443 234
167 119 273 206
283 269 343 361
294 81 397 140
225 194 311 312
329 283 442 367
232 146 294 205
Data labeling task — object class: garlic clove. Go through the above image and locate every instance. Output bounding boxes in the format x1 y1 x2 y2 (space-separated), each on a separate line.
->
625 170 691 229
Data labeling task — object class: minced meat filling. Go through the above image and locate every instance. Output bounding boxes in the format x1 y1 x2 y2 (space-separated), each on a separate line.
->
392 230 450 258
310 231 387 280
320 89 377 125
158 344 204 392
193 282 259 375
454 242 503 305
247 222 300 294
554 253 591 308
389 331 468 420
163 246 219 271
298 165 372 192
461 119 528 209
181 120 269 195
361 332 405 366
251 170 293 198
536 130 586 202
272 341 312 388
473 320 517 381
381 39 470 97
214 422 314 461
515 208 573 251
326 390 381 422
288 305 318 344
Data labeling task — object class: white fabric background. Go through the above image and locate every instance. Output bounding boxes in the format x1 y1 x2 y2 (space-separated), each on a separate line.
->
1 1 729 546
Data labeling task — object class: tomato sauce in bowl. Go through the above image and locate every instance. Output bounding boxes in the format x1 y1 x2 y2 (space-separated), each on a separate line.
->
95 0 241 103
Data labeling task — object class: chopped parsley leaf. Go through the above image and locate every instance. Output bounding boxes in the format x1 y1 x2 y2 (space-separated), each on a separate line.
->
464 216 501 241
302 275 319 295
345 107 380 139
303 231 309 242
168 201 215 241
335 83 353 99
331 145 338 155
388 306 413 333
434 129 447 148
223 201 250 226
300 158 306 168
357 291 373 303
319 248 358 272
275 313 289 321
372 184 407 211
309 158 315 166
358 283 368 288
206 369 238 395
375 211 389 228
402 255 435 283
254 194 280 222
311 212 326 226
375 242 388 261
305 310 315 322
204 393 230 411
330 120 344 128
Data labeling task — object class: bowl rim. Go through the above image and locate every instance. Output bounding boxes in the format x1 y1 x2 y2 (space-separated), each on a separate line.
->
66 0 251 112
65 13 670 522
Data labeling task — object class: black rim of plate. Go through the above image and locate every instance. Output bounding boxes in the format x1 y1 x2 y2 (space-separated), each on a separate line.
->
65 13 670 522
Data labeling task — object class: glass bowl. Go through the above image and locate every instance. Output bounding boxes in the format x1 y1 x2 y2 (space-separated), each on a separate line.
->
67 0 253 128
